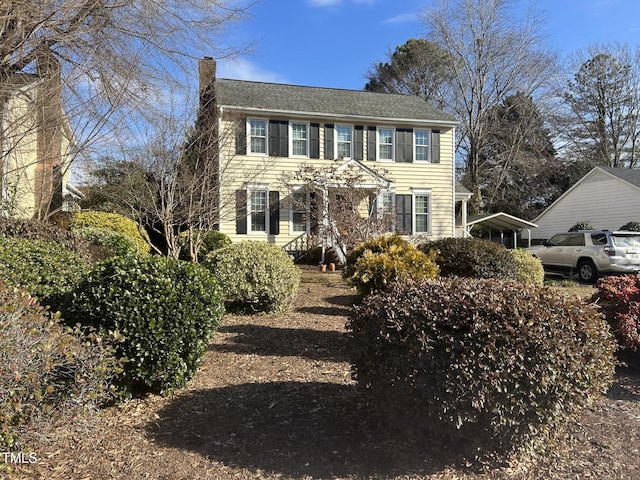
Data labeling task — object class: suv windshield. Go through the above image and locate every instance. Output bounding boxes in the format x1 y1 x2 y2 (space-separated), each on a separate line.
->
612 234 640 247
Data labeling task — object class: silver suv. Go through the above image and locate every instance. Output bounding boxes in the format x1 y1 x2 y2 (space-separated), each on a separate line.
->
527 230 640 283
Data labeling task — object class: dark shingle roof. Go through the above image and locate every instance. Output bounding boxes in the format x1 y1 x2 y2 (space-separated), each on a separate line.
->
215 78 458 125
601 167 640 188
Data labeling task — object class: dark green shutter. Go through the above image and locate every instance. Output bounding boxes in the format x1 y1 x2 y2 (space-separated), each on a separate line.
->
367 126 376 161
324 124 334 159
354 125 364 160
269 120 288 157
396 194 412 234
310 123 320 158
236 189 247 234
309 191 319 234
431 130 440 163
269 190 280 235
236 118 247 155
395 129 413 163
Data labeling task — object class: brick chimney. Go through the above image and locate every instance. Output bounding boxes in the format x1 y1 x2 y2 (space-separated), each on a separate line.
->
199 57 216 101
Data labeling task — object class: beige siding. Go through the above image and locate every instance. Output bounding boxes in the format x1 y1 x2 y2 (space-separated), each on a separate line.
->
218 115 456 246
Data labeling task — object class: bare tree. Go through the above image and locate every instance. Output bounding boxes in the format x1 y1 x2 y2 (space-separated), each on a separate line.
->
421 0 557 210
1 0 252 219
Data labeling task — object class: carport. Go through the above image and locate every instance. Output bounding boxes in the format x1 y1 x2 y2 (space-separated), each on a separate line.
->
463 212 538 248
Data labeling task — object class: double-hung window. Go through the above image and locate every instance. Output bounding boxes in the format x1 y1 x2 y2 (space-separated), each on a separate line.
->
249 188 268 233
415 130 430 162
378 127 394 161
336 125 352 158
290 122 309 157
291 191 310 233
413 189 431 233
249 119 267 155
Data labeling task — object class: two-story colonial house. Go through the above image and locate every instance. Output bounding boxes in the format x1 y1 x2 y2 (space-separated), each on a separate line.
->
199 58 459 260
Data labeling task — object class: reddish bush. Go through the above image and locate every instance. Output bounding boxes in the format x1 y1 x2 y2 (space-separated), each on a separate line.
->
592 274 640 350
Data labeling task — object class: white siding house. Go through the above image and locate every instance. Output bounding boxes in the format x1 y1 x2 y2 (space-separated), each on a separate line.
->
525 167 640 241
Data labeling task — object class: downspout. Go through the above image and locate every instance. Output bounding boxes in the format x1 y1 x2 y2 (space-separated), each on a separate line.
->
218 106 223 229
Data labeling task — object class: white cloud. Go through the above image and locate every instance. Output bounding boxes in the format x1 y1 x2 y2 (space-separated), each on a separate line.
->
217 58 290 84
382 12 418 24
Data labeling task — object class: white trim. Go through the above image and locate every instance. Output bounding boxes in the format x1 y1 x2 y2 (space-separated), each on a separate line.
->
414 129 431 163
376 126 395 162
247 118 268 156
412 188 432 234
289 121 309 158
247 185 269 234
289 187 311 235
335 124 353 159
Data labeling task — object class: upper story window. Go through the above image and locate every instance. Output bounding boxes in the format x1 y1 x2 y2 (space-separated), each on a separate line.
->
415 130 430 162
290 122 309 157
378 127 394 161
249 119 267 155
336 125 352 158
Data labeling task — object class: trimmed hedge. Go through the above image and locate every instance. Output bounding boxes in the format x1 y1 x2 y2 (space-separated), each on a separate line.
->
512 249 545 285
348 277 616 459
592 274 640 350
422 237 519 280
74 226 140 258
203 241 300 314
0 237 88 308
343 234 439 297
70 211 150 255
569 221 594 232
61 255 224 396
0 284 116 450
178 229 231 262
620 221 640 232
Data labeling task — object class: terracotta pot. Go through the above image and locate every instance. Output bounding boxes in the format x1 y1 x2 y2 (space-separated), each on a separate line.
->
329 263 336 272
319 264 327 272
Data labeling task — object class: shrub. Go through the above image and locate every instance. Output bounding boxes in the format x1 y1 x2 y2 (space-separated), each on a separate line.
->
620 221 640 232
0 284 116 450
0 216 93 261
348 277 616 459
422 237 518 280
511 249 545 285
61 255 224 396
70 211 150 255
343 234 439 297
74 226 139 258
569 221 594 232
178 229 231 261
592 274 640 350
0 237 88 308
203 241 300 314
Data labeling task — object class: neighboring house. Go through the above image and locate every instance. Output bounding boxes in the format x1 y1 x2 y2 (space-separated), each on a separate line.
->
199 58 460 259
1 52 79 220
525 166 640 241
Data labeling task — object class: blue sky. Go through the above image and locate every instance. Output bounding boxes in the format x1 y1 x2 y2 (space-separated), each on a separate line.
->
216 0 640 90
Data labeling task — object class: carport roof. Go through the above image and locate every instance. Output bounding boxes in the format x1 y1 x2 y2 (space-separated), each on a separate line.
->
465 212 538 231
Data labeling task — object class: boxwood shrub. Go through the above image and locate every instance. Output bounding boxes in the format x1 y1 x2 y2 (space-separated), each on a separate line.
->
178 229 231 262
422 237 518 280
74 226 140 258
70 211 150 255
592 274 640 350
0 237 88 309
511 249 545 285
203 241 300 314
0 283 116 450
343 234 439 298
61 255 224 396
348 277 616 459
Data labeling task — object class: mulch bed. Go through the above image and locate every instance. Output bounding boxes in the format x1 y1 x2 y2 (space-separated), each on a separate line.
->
11 268 640 479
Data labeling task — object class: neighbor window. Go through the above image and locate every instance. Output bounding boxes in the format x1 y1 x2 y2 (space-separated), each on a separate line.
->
249 188 268 232
336 125 352 158
291 191 310 233
413 190 431 233
249 119 267 154
291 122 309 157
378 127 394 161
415 130 430 162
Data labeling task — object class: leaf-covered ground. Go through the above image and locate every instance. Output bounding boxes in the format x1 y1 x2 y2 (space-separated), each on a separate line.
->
11 268 640 479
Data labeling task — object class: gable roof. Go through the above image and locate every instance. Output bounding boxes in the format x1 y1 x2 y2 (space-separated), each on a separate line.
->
465 212 538 231
600 166 640 188
215 78 458 127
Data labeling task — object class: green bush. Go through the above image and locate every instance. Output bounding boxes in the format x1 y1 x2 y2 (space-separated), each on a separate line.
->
569 221 595 232
0 237 88 308
203 241 300 314
343 234 439 297
347 277 616 459
0 216 93 261
619 221 640 231
178 229 231 261
422 237 518 280
0 283 116 450
74 226 139 258
511 249 545 285
61 255 224 396
592 274 640 350
70 211 150 255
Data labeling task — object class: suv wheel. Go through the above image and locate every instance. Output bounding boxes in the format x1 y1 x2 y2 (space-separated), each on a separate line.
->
577 259 598 283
